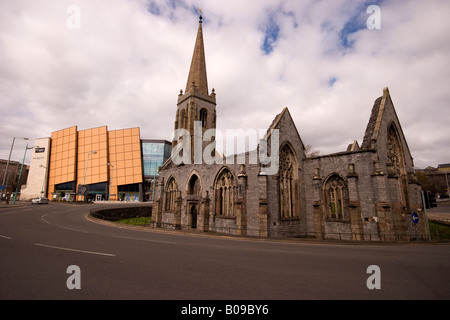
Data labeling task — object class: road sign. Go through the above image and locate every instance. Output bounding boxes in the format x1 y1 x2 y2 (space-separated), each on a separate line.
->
411 212 419 224
0 186 5 190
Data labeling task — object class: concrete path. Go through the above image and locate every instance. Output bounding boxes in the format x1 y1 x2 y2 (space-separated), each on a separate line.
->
427 200 450 224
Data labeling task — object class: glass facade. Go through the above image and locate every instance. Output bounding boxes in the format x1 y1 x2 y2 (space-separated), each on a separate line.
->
54 181 76 201
141 140 171 178
141 140 171 201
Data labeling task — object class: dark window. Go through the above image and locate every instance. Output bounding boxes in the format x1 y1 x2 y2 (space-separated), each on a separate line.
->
200 109 208 128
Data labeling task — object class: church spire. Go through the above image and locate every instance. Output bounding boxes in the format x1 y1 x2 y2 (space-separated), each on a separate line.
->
185 15 209 95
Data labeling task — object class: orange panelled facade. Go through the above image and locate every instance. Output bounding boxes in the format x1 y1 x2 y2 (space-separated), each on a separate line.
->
48 126 78 198
47 126 143 201
76 126 109 201
107 127 143 201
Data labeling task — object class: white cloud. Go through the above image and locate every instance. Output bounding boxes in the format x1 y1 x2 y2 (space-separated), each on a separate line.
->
0 0 449 169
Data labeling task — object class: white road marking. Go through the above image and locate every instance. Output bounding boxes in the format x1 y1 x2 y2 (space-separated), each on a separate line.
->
40 214 50 224
3 210 17 214
0 234 12 240
34 243 116 257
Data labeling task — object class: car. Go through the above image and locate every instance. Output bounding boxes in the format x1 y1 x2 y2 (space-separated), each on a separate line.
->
31 197 49 204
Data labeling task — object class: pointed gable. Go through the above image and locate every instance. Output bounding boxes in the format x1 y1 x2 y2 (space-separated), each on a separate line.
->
265 107 306 160
361 87 414 167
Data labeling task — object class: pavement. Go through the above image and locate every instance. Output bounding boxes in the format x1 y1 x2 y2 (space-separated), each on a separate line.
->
0 202 27 208
2 199 450 225
427 199 450 225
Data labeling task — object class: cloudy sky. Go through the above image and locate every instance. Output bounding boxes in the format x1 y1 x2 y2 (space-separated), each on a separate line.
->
1 0 449 169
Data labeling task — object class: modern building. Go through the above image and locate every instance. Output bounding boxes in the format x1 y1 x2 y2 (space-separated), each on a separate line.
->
1 159 29 201
20 137 51 200
53 125 143 202
416 165 450 199
437 163 450 173
21 128 170 202
141 140 171 201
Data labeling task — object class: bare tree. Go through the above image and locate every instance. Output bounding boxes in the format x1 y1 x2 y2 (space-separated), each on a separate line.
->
305 144 320 158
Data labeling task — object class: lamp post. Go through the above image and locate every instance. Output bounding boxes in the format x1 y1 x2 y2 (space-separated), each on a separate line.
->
13 143 34 204
108 162 114 202
40 164 47 197
152 173 156 201
445 171 450 198
82 150 96 201
1 137 28 201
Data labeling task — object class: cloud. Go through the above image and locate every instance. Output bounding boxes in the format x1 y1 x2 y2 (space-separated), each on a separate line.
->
0 0 449 169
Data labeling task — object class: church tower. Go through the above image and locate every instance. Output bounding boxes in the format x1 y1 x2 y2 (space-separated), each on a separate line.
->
173 15 217 163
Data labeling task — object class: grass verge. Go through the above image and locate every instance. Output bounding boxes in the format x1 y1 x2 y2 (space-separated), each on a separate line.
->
428 221 450 240
116 217 151 226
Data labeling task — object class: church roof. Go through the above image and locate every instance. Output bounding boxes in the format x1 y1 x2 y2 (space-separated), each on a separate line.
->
185 15 209 95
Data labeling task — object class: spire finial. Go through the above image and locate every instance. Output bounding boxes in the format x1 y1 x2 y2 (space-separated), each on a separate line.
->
197 8 203 23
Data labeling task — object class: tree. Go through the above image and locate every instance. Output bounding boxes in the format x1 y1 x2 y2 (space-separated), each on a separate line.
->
305 144 320 158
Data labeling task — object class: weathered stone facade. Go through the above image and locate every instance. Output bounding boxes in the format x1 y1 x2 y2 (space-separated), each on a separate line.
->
152 17 427 241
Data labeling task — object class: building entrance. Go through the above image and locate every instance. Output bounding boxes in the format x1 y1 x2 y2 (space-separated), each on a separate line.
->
190 203 197 229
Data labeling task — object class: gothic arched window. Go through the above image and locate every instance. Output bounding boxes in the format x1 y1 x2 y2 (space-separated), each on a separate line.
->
387 124 408 206
324 174 349 220
165 177 178 212
279 144 298 218
387 124 405 177
214 168 237 217
200 109 208 128
188 174 201 195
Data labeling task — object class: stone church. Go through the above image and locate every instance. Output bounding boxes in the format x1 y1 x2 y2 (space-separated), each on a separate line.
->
152 16 427 241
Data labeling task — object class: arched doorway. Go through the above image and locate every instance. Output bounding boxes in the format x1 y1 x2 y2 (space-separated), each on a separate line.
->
186 173 201 230
190 204 197 229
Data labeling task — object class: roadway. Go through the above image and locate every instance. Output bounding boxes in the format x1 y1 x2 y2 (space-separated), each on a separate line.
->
1 202 449 302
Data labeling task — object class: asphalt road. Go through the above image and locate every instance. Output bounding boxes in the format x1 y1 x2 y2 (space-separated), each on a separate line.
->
1 202 449 302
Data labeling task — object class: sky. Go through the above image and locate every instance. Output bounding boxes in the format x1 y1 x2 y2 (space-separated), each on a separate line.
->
1 0 449 169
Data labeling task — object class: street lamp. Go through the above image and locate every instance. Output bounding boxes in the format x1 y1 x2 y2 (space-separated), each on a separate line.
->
82 150 97 201
1 137 28 200
40 164 47 197
152 173 156 201
13 143 34 204
108 162 114 202
445 171 450 199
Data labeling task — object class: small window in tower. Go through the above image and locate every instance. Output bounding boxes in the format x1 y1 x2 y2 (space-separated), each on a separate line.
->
200 109 208 128
180 109 186 129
